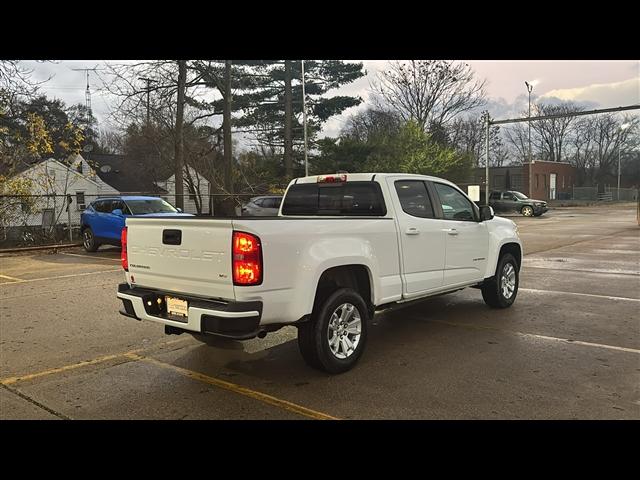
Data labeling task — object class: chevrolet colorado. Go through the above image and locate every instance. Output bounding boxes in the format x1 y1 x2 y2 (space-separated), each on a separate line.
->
117 173 522 373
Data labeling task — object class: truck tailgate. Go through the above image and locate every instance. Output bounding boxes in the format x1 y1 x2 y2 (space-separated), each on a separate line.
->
125 217 235 300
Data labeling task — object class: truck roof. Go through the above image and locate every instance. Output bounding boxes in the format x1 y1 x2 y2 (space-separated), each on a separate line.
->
293 172 457 186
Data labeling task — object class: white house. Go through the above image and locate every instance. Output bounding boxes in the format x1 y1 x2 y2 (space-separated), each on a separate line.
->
1 154 119 231
1 153 212 242
155 166 212 215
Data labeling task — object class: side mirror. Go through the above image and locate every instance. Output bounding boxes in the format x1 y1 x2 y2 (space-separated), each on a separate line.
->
479 205 494 222
176 207 183 213
111 208 123 217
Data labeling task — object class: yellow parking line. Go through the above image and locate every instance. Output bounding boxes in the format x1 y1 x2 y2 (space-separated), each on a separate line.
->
126 353 339 421
0 337 191 386
0 353 127 385
0 269 120 285
0 274 24 283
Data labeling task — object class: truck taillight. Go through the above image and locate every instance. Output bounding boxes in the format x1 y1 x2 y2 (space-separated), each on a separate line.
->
121 226 128 271
232 231 262 286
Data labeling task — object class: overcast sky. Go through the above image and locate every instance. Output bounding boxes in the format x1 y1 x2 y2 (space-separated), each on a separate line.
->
21 59 639 141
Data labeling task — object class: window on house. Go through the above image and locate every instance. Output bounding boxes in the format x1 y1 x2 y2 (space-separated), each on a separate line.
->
562 176 565 188
535 174 539 189
76 192 86 211
543 175 547 188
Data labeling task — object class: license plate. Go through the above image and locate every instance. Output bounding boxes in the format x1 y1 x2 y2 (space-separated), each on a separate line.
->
166 296 188 317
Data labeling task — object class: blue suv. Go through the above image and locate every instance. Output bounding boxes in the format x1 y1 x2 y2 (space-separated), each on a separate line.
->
80 196 193 252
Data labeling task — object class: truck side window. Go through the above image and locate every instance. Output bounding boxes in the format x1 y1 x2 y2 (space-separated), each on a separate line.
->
433 183 476 222
394 180 434 218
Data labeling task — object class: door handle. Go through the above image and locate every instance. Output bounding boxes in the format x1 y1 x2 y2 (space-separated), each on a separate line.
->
405 227 420 235
445 228 458 236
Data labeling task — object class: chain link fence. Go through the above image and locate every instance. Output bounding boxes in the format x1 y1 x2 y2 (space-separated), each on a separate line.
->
456 182 638 203
0 192 267 248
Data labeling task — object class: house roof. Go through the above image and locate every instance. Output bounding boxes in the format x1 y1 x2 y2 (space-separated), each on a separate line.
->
0 158 45 177
85 153 167 194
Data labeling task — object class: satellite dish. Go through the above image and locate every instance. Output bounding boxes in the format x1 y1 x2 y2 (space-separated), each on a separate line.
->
100 165 112 173
83 144 93 152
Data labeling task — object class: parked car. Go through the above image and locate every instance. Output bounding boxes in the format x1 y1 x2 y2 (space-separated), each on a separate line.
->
80 196 193 252
488 190 548 217
241 195 283 216
117 173 522 373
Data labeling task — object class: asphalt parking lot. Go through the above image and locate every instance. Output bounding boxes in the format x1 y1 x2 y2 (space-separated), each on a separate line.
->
1 203 639 420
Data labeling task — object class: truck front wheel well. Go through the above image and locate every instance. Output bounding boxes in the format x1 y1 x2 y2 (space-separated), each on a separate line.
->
499 243 521 271
313 265 373 317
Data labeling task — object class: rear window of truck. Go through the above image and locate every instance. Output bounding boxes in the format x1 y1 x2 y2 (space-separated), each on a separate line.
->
282 181 387 216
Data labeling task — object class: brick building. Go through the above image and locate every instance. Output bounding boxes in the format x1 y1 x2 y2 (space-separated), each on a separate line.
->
474 160 577 201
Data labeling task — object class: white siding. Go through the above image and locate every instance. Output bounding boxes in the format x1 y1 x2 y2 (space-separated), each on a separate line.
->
3 156 120 228
156 167 211 214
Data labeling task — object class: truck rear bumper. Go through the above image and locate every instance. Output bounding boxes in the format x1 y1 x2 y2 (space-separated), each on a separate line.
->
117 283 263 339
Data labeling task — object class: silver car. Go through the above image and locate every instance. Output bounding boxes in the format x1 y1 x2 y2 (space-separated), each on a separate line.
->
241 196 283 216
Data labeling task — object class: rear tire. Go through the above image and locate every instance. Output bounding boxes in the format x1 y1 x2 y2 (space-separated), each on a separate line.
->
481 253 519 308
297 288 369 374
83 228 99 252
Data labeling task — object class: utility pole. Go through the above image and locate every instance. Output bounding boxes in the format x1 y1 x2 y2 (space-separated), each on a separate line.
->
284 61 293 179
139 77 156 126
525 81 534 197
301 60 309 177
174 61 186 210
485 113 490 205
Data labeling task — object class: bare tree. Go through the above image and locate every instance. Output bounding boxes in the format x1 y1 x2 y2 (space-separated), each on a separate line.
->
342 108 403 142
503 122 531 164
531 101 583 163
448 115 508 167
568 113 639 186
283 60 293 178
0 61 51 104
370 60 487 131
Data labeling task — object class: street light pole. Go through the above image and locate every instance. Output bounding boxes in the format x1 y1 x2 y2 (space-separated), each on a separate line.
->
525 81 534 197
301 60 309 177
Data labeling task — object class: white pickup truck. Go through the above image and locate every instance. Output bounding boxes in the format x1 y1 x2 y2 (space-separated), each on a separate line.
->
117 173 522 373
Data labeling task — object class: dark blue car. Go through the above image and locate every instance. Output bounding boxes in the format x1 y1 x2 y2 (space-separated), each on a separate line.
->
80 196 193 252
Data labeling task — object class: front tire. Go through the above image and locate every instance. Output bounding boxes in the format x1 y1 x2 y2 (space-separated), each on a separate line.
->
297 288 369 374
82 227 99 252
521 205 534 217
481 253 519 308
